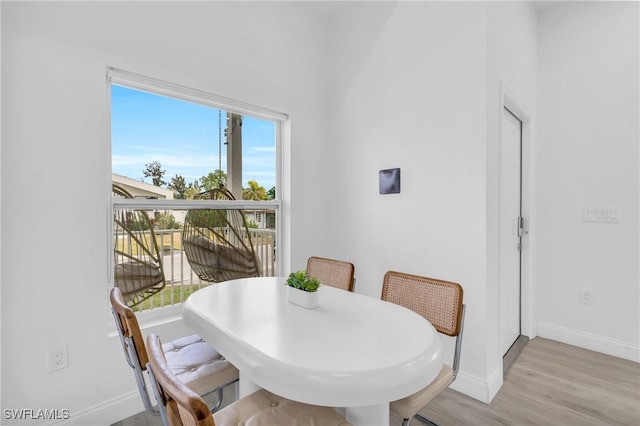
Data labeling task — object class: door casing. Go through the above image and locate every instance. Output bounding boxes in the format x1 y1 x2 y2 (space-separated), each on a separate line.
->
498 83 535 347
500 106 523 355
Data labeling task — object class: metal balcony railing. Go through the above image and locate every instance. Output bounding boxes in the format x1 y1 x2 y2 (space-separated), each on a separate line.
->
116 227 276 311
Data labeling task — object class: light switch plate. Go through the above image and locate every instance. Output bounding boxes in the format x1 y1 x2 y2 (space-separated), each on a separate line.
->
584 207 618 223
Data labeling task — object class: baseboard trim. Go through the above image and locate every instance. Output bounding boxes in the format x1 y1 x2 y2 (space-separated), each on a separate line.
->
537 322 640 363
503 335 530 376
485 366 504 403
48 369 508 423
47 390 144 426
449 366 502 404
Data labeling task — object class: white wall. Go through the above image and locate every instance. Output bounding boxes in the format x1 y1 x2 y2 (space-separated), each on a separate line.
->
535 2 640 360
1 2 328 424
2 1 638 424
324 0 638 403
326 1 496 401
0 0 3 411
485 1 538 398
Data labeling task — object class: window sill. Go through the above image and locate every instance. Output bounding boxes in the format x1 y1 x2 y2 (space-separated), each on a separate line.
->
107 304 184 338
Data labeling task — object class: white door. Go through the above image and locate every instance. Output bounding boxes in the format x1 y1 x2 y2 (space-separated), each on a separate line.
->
499 107 523 355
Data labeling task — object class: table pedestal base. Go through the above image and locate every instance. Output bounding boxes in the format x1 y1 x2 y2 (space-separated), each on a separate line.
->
346 403 390 426
239 372 390 426
238 371 261 398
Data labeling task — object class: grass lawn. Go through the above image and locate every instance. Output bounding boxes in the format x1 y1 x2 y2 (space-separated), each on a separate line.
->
133 283 208 312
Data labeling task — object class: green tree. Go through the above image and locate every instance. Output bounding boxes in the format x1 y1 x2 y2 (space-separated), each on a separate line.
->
186 209 227 229
200 169 227 191
184 180 201 200
155 211 181 230
168 175 187 199
143 161 166 187
242 180 267 201
126 215 150 231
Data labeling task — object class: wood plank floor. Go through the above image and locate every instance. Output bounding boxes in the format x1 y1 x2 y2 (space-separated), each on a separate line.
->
113 337 640 426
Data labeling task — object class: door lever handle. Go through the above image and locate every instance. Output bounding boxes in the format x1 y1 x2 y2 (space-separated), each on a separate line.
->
517 217 528 237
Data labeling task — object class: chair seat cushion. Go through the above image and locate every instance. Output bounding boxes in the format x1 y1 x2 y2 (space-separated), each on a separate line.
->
390 365 454 420
162 334 239 396
214 389 352 426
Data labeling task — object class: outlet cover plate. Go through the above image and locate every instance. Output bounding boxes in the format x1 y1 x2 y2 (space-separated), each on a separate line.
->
48 345 68 372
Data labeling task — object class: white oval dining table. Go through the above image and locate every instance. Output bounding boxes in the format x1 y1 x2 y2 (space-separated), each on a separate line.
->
182 277 443 426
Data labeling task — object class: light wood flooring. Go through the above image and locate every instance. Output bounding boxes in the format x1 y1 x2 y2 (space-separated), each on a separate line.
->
112 337 640 426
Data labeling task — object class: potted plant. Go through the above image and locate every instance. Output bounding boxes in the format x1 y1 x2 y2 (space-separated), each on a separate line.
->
286 270 320 309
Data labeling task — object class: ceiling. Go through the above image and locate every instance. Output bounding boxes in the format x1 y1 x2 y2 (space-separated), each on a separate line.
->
294 0 564 19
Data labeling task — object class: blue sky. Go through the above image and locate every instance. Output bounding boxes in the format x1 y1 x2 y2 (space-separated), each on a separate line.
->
111 85 276 191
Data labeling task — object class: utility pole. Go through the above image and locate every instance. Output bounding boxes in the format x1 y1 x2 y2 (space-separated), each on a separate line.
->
226 113 243 199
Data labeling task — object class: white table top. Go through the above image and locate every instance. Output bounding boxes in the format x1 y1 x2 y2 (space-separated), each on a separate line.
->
182 277 443 408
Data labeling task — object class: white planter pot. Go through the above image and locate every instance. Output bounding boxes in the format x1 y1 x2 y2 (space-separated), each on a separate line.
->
287 286 319 309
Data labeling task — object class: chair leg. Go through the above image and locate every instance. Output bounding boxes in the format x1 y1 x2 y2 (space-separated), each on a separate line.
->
202 378 239 413
402 418 411 426
209 387 224 413
414 413 439 426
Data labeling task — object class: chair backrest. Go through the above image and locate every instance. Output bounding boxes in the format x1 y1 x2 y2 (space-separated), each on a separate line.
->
182 187 260 283
110 287 148 370
110 287 159 416
382 271 464 336
113 183 166 307
306 256 355 292
147 333 215 426
382 271 465 376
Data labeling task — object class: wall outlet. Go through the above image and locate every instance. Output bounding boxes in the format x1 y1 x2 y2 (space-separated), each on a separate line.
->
48 345 68 372
580 289 594 305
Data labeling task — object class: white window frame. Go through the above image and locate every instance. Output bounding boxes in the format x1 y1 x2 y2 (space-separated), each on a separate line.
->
106 67 286 324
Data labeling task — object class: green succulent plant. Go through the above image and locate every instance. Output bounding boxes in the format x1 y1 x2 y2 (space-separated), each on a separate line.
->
286 270 321 293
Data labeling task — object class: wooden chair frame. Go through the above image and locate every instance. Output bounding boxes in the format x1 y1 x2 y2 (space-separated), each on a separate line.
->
306 256 355 292
110 287 165 418
147 333 214 426
146 333 353 426
382 271 466 426
110 287 233 423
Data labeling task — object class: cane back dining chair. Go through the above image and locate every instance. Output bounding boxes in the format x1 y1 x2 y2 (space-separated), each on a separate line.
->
110 287 239 420
381 271 466 426
146 333 352 426
182 187 261 283
306 256 355 292
112 183 165 307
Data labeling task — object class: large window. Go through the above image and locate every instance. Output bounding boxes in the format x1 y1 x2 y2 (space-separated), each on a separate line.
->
108 68 284 312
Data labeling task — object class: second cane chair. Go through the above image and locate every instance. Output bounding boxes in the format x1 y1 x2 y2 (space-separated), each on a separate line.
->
306 256 355 292
146 332 352 426
110 287 239 421
381 271 466 426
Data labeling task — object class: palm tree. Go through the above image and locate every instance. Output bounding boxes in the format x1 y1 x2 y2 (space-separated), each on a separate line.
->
242 180 267 201
243 180 267 229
